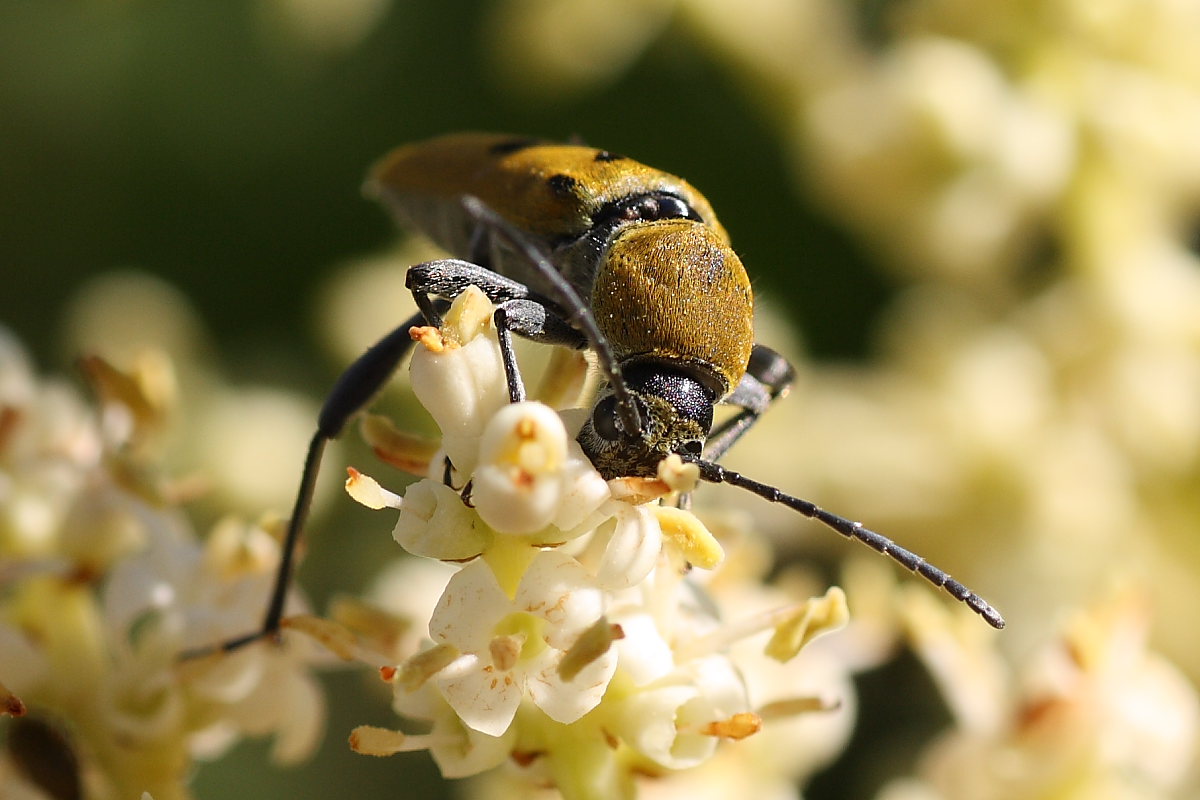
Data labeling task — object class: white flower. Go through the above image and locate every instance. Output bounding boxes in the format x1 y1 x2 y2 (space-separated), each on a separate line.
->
349 287 857 796
572 504 663 590
427 549 615 736
392 478 491 560
878 586 1200 800
388 404 612 559
0 330 330 800
473 402 610 535
384 288 611 561
612 655 751 771
407 288 511 478
102 514 327 764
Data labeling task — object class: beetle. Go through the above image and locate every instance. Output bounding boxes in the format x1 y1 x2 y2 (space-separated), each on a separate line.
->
369 133 766 478
205 133 1002 656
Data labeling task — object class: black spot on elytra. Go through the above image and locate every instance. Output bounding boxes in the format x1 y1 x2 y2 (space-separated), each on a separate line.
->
594 150 626 162
488 137 541 156
547 173 580 197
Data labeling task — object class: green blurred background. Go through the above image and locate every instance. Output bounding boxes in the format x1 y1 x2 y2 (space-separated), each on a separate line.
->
2 0 888 373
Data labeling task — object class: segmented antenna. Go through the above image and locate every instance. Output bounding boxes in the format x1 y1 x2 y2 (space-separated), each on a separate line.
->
460 195 644 437
687 456 1006 629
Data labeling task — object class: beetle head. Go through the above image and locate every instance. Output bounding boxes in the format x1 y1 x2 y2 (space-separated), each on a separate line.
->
577 363 716 479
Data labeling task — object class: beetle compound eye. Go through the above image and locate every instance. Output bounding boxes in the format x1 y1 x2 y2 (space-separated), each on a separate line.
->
681 440 703 456
596 192 702 230
626 194 694 223
591 395 623 441
592 393 649 441
659 195 696 220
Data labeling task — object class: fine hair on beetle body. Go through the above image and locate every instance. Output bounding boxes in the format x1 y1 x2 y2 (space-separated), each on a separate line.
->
185 133 1003 659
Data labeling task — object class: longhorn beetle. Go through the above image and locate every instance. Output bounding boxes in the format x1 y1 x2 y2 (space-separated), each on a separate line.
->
205 133 1003 656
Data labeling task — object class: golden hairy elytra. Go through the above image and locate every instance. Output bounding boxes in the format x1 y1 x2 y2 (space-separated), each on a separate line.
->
369 132 727 246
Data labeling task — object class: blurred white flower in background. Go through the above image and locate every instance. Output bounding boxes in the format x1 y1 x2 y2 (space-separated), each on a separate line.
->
0 312 327 800
878 585 1199 800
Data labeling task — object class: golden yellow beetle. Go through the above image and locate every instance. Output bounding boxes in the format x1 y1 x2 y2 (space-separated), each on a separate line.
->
202 133 1003 657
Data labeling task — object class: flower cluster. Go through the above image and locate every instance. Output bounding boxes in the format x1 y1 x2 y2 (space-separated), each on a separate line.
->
0 327 325 800
344 287 853 799
878 585 1199 800
475 0 1200 793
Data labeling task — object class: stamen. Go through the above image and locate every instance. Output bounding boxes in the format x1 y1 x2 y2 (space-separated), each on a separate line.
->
350 725 409 756
608 476 673 505
558 618 624 681
329 596 413 662
349 726 462 756
657 454 699 494
764 587 849 662
654 507 723 569
439 284 495 345
489 634 525 671
681 712 762 740
1 680 26 717
409 325 447 352
345 468 404 510
282 614 359 660
359 414 439 476
674 604 799 662
397 644 460 691
757 696 841 719
673 589 848 664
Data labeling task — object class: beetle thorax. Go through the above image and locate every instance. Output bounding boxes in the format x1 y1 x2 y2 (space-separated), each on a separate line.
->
590 219 754 396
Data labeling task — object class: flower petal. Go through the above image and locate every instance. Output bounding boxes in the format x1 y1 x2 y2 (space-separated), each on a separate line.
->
436 652 524 737
393 480 489 560
514 550 605 648
429 559 509 650
528 643 618 725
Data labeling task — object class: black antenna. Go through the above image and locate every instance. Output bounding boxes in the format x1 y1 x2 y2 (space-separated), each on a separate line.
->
687 456 1005 629
460 196 643 437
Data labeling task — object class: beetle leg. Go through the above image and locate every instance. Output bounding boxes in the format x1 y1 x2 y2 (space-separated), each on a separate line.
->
406 258 531 327
494 299 590 404
406 258 588 405
495 298 589 348
493 306 527 404
182 309 431 658
466 219 492 269
460 196 643 437
704 344 795 462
